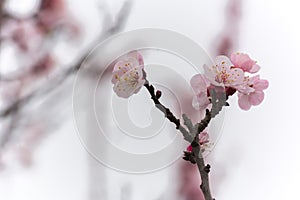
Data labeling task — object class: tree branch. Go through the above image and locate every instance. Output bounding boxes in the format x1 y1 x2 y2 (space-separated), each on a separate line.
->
192 138 214 200
143 80 193 143
144 79 228 200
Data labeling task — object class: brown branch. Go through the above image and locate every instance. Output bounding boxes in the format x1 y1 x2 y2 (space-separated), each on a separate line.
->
192 89 227 200
144 79 228 200
195 88 227 134
144 80 213 199
143 80 193 143
192 139 214 200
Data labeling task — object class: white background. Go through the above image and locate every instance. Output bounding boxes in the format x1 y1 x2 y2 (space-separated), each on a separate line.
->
1 0 300 199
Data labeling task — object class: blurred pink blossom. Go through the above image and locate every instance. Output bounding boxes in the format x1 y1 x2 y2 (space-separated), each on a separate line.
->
30 54 55 76
1 19 43 53
230 52 260 73
0 80 22 101
190 74 211 111
16 124 44 167
179 162 205 200
38 0 80 35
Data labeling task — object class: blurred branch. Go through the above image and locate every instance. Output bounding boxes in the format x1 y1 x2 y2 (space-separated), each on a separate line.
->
0 0 132 117
214 0 242 56
0 109 19 148
0 0 5 31
0 0 133 150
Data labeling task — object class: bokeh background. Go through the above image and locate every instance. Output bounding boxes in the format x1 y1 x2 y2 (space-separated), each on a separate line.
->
0 0 300 199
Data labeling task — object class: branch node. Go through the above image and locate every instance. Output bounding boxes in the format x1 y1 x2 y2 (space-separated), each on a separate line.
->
204 164 211 173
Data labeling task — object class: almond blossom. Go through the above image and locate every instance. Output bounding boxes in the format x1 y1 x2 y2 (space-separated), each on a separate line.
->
190 74 211 110
38 0 80 35
230 52 260 73
1 19 43 53
204 55 244 87
112 52 145 98
237 75 269 110
186 132 210 153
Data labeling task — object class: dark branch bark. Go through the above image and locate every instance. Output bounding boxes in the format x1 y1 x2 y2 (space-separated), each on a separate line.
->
144 80 228 200
143 81 193 143
193 140 214 200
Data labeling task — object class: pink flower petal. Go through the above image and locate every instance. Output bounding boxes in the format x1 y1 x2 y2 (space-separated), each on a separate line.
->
230 52 259 73
253 79 269 91
192 92 210 110
215 55 232 68
227 68 244 86
190 74 210 93
199 132 209 145
250 75 260 82
127 51 144 67
238 93 251 110
236 83 255 94
187 145 193 152
249 91 264 106
249 64 260 73
113 57 139 72
203 64 219 85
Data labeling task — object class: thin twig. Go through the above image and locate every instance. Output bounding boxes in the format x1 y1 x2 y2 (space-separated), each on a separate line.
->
182 114 194 134
143 80 193 143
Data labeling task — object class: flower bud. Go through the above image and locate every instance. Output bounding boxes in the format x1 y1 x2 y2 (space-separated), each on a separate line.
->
155 90 162 99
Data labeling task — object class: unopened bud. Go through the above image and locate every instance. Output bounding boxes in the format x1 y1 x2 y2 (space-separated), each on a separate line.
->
156 90 162 99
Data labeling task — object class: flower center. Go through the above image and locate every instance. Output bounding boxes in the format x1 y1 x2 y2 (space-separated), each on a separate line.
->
124 70 139 87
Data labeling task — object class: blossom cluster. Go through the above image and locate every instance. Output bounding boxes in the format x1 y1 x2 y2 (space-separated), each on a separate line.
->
111 51 268 111
191 52 269 111
111 52 269 151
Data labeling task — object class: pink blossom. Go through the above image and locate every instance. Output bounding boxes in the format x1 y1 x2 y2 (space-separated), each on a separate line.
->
38 0 80 36
39 0 66 29
237 75 269 110
31 54 55 76
199 132 209 145
112 52 145 98
204 55 244 87
1 19 43 53
186 132 210 152
230 52 260 73
187 144 193 152
190 74 211 110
